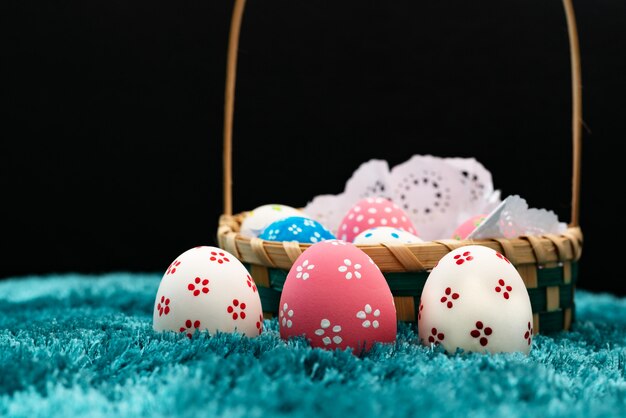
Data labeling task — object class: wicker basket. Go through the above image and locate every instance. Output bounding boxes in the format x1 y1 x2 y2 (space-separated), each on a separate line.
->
217 0 584 334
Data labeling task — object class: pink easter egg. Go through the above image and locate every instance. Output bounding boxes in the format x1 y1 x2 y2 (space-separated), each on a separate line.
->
279 240 396 352
336 197 418 242
452 214 487 240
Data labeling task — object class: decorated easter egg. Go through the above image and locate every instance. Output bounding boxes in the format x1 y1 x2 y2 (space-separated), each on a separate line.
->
337 197 417 242
418 245 533 354
279 240 396 352
239 204 303 237
259 216 335 244
153 246 263 338
452 214 487 240
354 226 424 245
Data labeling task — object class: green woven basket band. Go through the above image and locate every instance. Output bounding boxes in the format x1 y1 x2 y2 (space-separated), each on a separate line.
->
247 262 578 334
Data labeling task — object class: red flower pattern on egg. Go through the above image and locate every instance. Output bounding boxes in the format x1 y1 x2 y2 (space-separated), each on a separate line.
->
179 319 201 339
227 299 246 320
495 279 512 299
167 260 181 275
470 321 492 347
496 252 511 264
440 287 460 308
188 277 210 296
153 246 264 339
209 251 230 264
470 321 493 347
453 251 474 265
156 296 170 316
417 245 533 355
524 322 533 345
428 327 445 345
246 275 257 292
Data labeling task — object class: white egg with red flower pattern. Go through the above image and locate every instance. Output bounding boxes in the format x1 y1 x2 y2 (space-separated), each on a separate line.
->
239 204 304 237
153 246 264 338
337 197 418 242
418 245 533 354
279 240 396 352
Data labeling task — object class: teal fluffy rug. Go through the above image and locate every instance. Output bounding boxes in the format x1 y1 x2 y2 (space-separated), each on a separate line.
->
1 273 626 417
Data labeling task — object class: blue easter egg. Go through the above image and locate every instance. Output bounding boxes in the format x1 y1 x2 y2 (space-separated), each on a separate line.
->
259 216 335 244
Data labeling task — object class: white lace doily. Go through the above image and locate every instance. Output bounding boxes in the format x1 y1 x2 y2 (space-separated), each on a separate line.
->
303 155 501 240
467 195 567 239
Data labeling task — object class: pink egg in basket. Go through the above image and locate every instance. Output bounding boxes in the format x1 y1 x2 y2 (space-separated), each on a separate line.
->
337 197 418 242
452 214 487 240
279 240 396 352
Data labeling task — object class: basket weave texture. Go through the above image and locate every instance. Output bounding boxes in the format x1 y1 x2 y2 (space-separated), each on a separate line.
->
217 0 584 334
219 214 582 334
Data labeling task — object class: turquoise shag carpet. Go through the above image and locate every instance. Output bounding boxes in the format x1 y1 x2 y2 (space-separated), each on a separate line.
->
1 273 626 418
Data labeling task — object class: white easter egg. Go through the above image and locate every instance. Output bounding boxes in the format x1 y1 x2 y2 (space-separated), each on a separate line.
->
239 204 303 237
418 245 533 354
353 226 423 245
153 246 263 338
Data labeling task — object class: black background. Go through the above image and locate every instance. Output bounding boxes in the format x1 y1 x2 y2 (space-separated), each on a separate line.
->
2 1 625 294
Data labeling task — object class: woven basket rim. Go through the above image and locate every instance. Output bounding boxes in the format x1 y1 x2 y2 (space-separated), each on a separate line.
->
217 211 583 273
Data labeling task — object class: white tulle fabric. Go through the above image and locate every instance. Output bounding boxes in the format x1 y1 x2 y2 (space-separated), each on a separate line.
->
467 195 567 239
303 156 566 241
303 155 501 241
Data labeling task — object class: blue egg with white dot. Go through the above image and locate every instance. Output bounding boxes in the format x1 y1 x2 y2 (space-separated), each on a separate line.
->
353 226 423 245
259 216 336 243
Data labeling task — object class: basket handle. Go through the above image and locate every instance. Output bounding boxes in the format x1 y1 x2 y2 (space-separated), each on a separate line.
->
223 0 583 227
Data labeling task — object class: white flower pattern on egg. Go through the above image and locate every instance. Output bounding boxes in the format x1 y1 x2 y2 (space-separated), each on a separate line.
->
288 224 303 235
336 197 418 242
259 216 335 244
354 226 422 245
329 240 347 246
295 259 315 280
356 304 381 328
310 231 322 243
280 303 294 328
265 229 280 240
279 241 396 351
338 259 362 280
314 319 343 346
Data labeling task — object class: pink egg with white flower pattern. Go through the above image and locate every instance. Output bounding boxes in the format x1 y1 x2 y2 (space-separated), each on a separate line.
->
337 197 418 242
279 240 396 352
153 246 264 338
418 245 533 355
